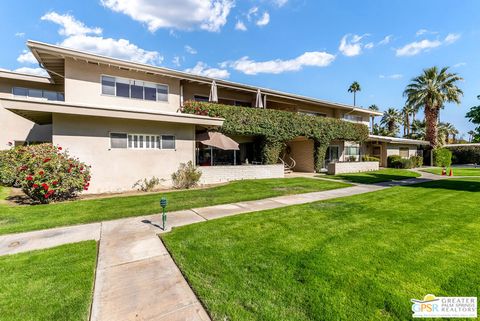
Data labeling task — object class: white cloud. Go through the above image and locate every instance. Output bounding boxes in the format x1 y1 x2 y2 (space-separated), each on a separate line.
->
247 7 259 21
41 12 102 36
40 12 162 65
453 62 466 68
224 51 335 75
256 12 270 26
60 35 163 64
15 32 25 37
101 0 234 32
379 74 403 79
14 67 48 77
273 0 288 7
416 29 428 36
184 61 230 79
444 33 461 44
378 35 392 45
339 34 369 57
185 45 197 54
172 56 182 66
396 33 460 57
235 20 247 31
17 50 37 64
364 42 374 49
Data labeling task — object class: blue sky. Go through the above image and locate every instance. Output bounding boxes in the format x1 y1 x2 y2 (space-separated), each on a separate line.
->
1 0 479 138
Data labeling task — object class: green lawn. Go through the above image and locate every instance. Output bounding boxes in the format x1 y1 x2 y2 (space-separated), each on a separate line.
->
162 178 480 321
0 185 10 205
0 241 97 321
325 168 421 184
422 167 480 176
0 178 349 235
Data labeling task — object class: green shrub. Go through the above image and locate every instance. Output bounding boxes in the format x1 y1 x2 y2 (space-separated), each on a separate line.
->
182 101 369 172
433 148 452 167
400 158 413 169
133 177 162 192
14 144 91 204
387 155 402 168
410 155 423 168
362 155 380 162
446 146 480 164
171 161 202 189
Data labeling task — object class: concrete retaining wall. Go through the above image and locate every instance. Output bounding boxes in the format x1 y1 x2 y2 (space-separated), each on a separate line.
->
199 164 284 184
327 161 379 175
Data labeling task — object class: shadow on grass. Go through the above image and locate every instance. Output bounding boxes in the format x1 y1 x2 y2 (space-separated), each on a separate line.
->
402 178 480 192
331 173 418 184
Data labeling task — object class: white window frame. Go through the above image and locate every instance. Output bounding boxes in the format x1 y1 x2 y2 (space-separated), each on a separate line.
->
298 109 327 117
100 74 169 103
12 87 65 101
109 132 175 150
160 134 176 150
343 114 363 123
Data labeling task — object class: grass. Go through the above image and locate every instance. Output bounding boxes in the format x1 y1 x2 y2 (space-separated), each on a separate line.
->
162 178 480 321
422 167 480 176
0 241 97 321
0 185 10 205
0 178 349 235
325 168 421 184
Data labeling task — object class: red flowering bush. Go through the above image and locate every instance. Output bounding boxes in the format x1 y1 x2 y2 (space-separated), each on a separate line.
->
13 144 91 204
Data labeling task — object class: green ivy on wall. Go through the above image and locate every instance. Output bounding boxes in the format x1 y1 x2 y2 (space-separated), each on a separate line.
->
182 101 369 171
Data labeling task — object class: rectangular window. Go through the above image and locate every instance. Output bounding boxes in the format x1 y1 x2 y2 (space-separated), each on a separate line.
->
161 135 176 150
12 87 28 96
101 76 116 95
299 110 327 117
345 146 360 156
28 89 43 98
399 147 409 158
194 95 209 102
12 87 64 101
43 91 58 101
157 85 168 102
144 82 157 101
131 80 144 99
343 114 363 123
116 78 130 98
110 133 128 149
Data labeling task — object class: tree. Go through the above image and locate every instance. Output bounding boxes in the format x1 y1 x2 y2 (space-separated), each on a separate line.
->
438 122 457 145
466 96 480 142
348 81 361 106
380 107 402 137
401 105 415 137
468 130 476 143
410 119 426 140
368 104 379 131
404 66 463 148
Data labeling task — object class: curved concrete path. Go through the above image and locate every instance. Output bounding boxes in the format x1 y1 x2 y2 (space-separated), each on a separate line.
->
0 172 447 321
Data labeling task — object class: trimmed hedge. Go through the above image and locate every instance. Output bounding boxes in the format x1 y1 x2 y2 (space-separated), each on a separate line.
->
433 148 452 167
387 155 421 169
446 146 480 164
182 101 369 171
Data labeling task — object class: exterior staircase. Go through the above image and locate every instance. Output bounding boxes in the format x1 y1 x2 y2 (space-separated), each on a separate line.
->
279 155 296 174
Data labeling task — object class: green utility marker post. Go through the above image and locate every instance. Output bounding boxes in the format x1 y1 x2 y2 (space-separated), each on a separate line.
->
160 197 168 230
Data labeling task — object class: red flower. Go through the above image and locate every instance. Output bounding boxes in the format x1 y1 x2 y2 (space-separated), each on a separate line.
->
39 171 45 176
41 183 49 191
52 181 58 185
43 158 51 163
67 168 72 173
44 190 54 199
32 184 39 188
58 147 62 150
19 165 27 171
26 175 33 181
80 166 84 170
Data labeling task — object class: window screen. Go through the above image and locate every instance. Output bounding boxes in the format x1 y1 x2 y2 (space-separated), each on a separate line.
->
110 133 128 148
162 135 176 149
399 147 409 158
101 76 115 95
157 85 168 102
116 78 130 98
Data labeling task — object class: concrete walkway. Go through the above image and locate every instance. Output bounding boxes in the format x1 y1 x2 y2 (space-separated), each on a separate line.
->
0 172 446 321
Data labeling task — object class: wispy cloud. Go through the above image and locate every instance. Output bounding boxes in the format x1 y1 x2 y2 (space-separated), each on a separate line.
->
339 34 369 57
14 32 25 37
453 62 467 68
223 51 335 75
272 0 288 7
184 45 197 54
396 33 460 57
256 12 270 26
17 50 37 64
378 35 392 45
379 74 403 80
41 12 102 36
185 61 230 79
415 29 437 37
235 20 247 31
13 67 48 77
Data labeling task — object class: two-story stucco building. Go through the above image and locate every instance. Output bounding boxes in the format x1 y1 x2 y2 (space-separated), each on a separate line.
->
0 41 428 193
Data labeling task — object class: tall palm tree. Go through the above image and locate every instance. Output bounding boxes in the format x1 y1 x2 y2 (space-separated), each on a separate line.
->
442 122 458 143
380 107 402 136
348 81 361 106
401 105 415 137
468 130 476 142
403 66 463 148
368 104 379 131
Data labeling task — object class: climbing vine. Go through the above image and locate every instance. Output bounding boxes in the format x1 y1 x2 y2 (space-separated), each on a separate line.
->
182 101 369 171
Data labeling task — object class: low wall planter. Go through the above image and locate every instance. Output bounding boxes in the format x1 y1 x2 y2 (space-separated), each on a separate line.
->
327 161 379 175
199 164 284 184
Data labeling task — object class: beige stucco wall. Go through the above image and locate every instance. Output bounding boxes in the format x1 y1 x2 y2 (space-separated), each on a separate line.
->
199 164 284 184
64 58 181 113
0 78 58 149
386 144 418 158
52 114 195 194
287 139 315 172
327 161 379 175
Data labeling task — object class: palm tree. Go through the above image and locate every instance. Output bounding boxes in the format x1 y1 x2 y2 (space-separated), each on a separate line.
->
348 81 361 106
403 66 463 148
368 104 379 131
468 130 476 142
442 122 458 143
380 107 402 136
401 105 415 137
410 119 426 140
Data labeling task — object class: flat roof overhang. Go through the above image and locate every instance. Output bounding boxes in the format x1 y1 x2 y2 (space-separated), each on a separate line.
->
27 40 383 117
367 134 430 146
0 98 224 127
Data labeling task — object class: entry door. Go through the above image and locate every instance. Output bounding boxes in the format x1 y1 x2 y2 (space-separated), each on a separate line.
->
327 146 340 163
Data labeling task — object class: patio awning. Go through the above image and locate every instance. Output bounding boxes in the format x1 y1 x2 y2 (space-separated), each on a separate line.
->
255 89 264 108
196 132 239 150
